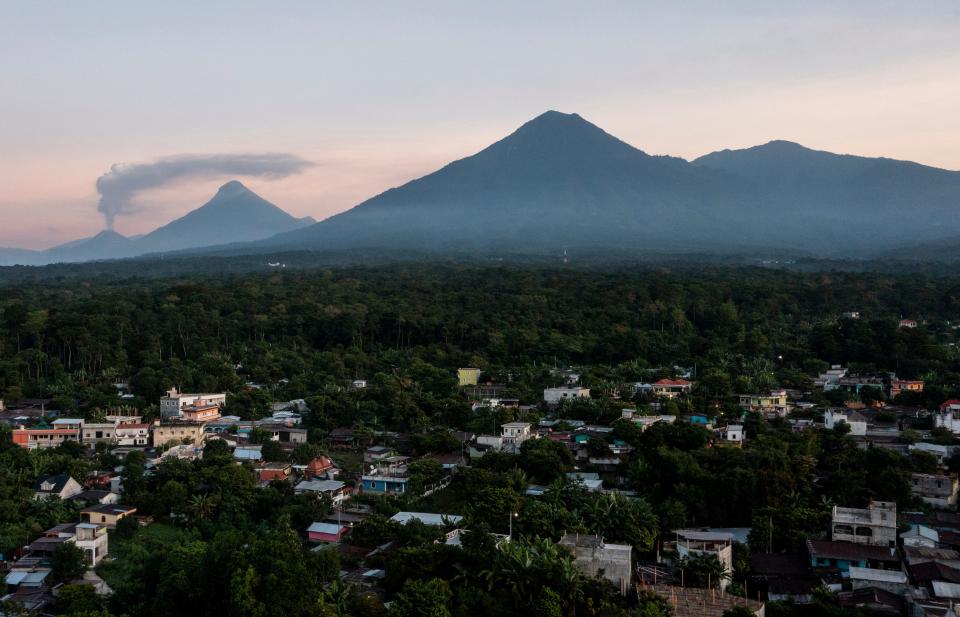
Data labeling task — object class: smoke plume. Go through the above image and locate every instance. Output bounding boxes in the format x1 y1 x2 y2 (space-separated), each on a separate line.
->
96 153 313 228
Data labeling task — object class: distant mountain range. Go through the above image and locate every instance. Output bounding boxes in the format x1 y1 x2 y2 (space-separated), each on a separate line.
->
0 181 314 265
252 111 960 258
3 111 958 265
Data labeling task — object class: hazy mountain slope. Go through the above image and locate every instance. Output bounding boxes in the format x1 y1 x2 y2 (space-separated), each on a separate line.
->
266 111 760 253
693 141 960 251
43 230 138 263
134 180 314 253
0 247 42 267
261 112 960 257
0 182 314 265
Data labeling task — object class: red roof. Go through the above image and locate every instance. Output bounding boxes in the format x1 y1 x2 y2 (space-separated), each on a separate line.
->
941 399 960 410
653 379 692 387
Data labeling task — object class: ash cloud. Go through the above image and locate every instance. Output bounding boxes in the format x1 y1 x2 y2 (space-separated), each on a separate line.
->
96 153 313 229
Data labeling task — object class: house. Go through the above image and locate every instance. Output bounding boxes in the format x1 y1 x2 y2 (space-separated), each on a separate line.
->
824 409 867 436
152 420 206 448
544 386 590 406
68 489 120 505
890 379 924 399
899 318 918 328
258 424 307 444
328 427 358 449
74 523 109 566
831 501 897 547
425 452 465 471
501 422 533 451
837 374 887 395
234 445 263 461
12 426 81 449
848 566 909 594
559 534 632 596
180 403 222 423
33 474 83 500
270 399 310 414
81 423 117 445
80 504 137 528
650 379 693 399
159 388 226 420
304 456 336 480
936 400 960 434
738 390 791 417
807 539 900 572
364 445 396 463
910 441 958 465
911 473 960 509
837 587 905 615
566 472 603 491
900 524 939 548
463 383 508 399
457 368 482 387
623 411 676 431
670 529 735 590
307 522 349 543
323 508 370 528
258 462 293 483
361 467 409 494
471 397 520 411
389 512 464 526
295 479 349 505
721 425 744 445
4 567 52 590
816 365 849 390
115 423 151 446
750 553 818 604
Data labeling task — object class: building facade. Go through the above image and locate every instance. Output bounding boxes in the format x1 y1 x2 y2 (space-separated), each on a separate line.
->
831 501 897 547
159 388 226 420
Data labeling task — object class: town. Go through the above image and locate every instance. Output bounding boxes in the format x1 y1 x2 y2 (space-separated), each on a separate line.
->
0 265 958 617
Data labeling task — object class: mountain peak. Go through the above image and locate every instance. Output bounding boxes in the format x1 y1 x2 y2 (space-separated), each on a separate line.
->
757 140 808 151
514 110 598 136
216 180 250 195
91 229 129 241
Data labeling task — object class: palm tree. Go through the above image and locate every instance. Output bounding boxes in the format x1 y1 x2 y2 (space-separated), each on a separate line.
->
187 493 217 521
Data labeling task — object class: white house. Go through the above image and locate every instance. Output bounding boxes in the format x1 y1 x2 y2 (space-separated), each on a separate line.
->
501 422 533 452
934 400 960 435
824 410 867 436
722 425 744 444
672 529 735 590
544 387 590 406
815 365 848 390
74 523 109 566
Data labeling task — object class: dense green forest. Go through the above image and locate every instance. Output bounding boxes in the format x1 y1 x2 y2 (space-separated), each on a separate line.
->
1 264 959 617
1 264 958 415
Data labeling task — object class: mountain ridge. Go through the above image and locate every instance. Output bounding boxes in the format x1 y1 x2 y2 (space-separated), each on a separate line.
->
0 181 312 265
5 111 960 265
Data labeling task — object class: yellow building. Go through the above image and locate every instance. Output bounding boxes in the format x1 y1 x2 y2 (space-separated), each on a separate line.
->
152 421 206 448
457 368 482 387
80 504 137 529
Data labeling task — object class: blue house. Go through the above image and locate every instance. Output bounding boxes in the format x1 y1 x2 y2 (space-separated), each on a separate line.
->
361 474 408 493
806 539 899 574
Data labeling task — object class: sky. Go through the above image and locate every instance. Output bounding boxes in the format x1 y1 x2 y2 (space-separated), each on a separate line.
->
2 1 959 249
